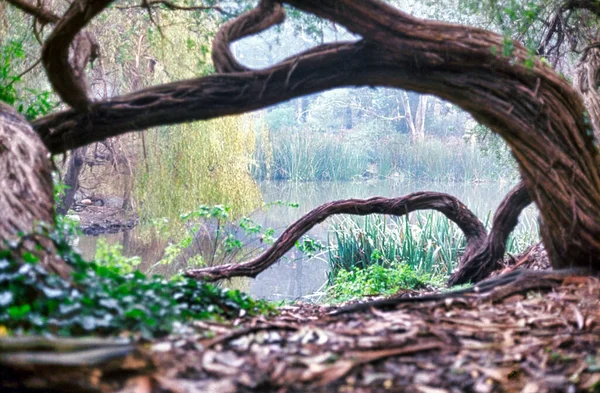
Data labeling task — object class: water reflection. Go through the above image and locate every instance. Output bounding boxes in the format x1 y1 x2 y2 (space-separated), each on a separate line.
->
78 179 539 301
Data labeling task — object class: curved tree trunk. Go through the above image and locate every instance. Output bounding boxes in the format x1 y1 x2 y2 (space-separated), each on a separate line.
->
0 103 70 279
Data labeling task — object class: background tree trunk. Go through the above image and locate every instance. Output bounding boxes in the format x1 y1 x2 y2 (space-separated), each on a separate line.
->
573 40 600 139
56 146 87 215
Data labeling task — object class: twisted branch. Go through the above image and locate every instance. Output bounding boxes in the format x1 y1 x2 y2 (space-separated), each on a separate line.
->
185 193 487 281
29 0 600 272
42 0 113 110
212 0 285 73
449 182 533 286
4 0 59 24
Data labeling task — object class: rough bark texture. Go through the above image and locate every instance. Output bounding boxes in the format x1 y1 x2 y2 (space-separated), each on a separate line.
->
573 40 600 139
185 193 487 281
0 103 69 279
41 0 108 110
448 182 533 286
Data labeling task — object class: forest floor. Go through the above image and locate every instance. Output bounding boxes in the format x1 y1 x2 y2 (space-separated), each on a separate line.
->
4 275 600 393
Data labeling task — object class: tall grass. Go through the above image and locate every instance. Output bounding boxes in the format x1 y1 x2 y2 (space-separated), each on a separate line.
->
253 128 515 182
375 136 508 182
327 211 539 283
252 130 370 181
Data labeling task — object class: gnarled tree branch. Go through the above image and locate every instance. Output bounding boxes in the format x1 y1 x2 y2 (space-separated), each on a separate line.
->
30 0 600 272
5 0 59 24
42 0 112 110
185 193 487 281
448 182 533 286
212 0 284 73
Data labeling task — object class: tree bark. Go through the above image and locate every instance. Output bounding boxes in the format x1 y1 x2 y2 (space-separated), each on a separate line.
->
0 103 70 279
448 182 533 286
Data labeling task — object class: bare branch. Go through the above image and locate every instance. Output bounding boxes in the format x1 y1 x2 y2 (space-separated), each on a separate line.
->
15 58 42 80
184 193 487 281
115 0 232 16
42 0 113 110
212 0 285 73
449 182 533 286
566 0 600 19
4 0 59 24
34 40 364 153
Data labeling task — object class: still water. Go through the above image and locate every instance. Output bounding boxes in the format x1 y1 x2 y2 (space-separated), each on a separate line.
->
78 180 537 301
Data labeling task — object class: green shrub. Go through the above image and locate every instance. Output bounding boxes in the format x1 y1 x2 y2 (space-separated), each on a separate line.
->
326 210 539 300
0 227 272 339
328 213 466 282
327 262 431 302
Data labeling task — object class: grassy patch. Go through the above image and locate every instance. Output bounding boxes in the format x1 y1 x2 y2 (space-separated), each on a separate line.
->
325 211 539 301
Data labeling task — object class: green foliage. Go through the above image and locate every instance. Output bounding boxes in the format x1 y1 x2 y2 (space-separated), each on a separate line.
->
149 204 280 274
0 228 272 338
253 128 369 182
135 116 262 229
326 210 539 298
296 236 326 258
327 262 430 302
94 240 141 274
328 214 464 283
0 41 56 120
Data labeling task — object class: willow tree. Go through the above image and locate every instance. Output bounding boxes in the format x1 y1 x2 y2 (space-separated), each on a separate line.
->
2 0 600 285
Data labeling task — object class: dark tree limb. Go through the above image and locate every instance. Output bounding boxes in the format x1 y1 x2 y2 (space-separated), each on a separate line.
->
448 182 533 286
42 0 113 110
212 0 284 73
4 0 59 24
566 0 600 18
185 192 487 281
115 0 232 16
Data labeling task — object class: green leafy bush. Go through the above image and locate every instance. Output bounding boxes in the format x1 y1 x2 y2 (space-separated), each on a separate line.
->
0 228 272 339
327 262 430 302
0 41 56 119
94 239 141 273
